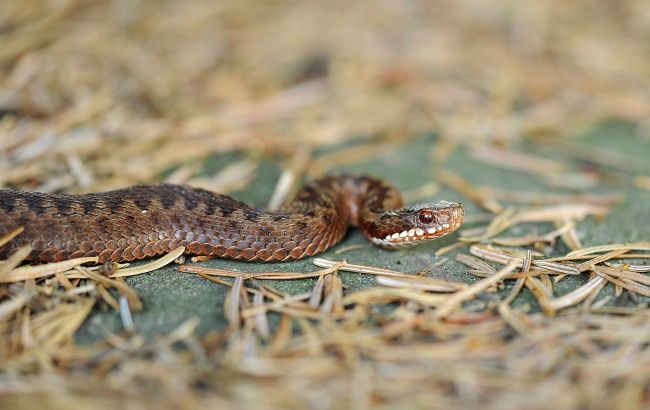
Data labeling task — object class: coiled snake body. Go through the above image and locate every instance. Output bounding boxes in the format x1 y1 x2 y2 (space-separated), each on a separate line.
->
0 175 464 263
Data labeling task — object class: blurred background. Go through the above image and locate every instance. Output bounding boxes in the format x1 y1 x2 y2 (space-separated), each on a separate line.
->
1 0 648 192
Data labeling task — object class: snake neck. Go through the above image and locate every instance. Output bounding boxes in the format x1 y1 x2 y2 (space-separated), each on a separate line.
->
285 174 404 227
293 175 464 249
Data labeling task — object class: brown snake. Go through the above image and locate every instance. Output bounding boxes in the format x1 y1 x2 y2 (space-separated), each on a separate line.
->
0 175 464 263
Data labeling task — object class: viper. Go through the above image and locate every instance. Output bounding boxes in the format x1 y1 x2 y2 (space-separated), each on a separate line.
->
0 175 464 263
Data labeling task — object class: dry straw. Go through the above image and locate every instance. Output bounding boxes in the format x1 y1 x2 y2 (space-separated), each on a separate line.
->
1 0 649 409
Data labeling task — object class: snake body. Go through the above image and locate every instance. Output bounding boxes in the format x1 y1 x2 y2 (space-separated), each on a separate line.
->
0 175 464 263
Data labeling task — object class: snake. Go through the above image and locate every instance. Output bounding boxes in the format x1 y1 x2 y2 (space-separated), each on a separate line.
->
0 175 464 263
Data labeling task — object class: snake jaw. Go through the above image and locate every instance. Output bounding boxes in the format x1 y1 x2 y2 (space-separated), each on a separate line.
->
369 202 464 248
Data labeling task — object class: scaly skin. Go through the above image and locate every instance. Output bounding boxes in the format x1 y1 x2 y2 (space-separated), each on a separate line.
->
0 175 464 263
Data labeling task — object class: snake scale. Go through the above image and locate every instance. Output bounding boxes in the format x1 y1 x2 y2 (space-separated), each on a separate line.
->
0 175 464 263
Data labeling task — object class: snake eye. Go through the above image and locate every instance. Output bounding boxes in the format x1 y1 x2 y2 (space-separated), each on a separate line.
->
417 209 434 224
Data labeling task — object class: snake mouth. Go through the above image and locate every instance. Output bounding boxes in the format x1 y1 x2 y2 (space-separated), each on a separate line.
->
368 204 464 248
370 221 463 248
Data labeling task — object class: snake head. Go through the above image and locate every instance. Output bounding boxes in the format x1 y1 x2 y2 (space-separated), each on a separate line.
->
367 201 464 248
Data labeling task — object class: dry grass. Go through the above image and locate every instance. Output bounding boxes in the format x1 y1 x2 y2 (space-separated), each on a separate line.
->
1 0 650 409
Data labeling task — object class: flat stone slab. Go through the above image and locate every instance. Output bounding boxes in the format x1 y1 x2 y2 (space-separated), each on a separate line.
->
77 122 650 343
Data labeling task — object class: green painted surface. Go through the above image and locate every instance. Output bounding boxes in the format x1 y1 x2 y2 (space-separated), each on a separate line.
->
76 122 650 343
